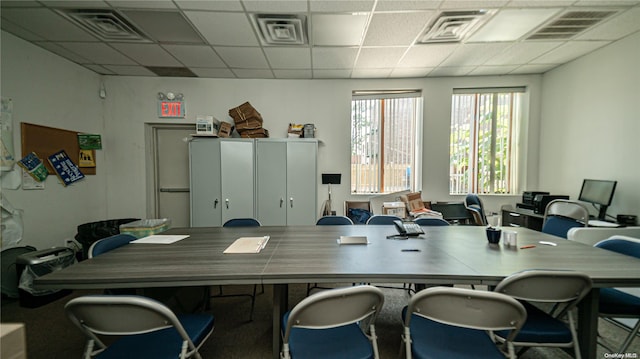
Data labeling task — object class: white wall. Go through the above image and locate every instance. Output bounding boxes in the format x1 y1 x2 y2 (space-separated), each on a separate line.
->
539 31 640 220
1 32 107 249
2 30 543 249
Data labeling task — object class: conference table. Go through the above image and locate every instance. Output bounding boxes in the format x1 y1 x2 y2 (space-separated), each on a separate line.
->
35 225 640 359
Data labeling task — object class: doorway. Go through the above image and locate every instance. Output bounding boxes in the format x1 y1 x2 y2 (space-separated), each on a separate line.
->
147 124 193 228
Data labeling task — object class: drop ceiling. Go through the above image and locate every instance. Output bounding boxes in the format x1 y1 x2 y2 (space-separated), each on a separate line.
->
2 0 639 79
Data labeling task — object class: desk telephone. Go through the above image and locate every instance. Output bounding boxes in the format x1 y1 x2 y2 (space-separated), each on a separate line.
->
393 220 424 236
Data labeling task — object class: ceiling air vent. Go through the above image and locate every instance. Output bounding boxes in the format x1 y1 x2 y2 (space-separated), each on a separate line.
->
56 9 150 42
419 10 494 44
251 14 307 46
527 10 618 40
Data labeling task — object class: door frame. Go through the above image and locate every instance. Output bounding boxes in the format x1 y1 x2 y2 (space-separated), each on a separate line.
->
144 123 194 219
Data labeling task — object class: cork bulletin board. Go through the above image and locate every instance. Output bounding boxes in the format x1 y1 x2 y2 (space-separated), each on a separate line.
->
21 122 96 175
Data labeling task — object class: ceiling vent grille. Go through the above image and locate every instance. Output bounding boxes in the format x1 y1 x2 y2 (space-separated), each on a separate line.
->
56 9 151 42
419 10 494 44
251 14 307 46
527 10 617 40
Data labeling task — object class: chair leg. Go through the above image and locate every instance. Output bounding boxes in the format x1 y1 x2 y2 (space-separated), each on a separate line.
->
619 320 640 353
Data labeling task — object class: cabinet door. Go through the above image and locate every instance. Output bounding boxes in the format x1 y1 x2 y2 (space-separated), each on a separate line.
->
256 141 287 226
189 139 222 227
220 140 255 224
286 141 317 225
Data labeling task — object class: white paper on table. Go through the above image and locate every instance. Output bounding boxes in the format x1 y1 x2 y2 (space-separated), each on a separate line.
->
224 236 270 254
131 235 189 244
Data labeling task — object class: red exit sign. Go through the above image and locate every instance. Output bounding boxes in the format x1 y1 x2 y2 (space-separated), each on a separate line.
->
157 100 185 118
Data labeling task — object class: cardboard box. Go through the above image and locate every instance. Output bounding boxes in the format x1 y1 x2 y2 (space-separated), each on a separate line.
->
228 101 263 124
403 192 425 212
218 122 232 137
383 201 406 218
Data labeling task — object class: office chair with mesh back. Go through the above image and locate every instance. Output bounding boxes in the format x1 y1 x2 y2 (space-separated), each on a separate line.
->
594 235 640 353
464 194 488 226
414 217 450 226
366 215 402 225
493 269 592 358
401 286 527 359
542 200 589 238
316 215 354 225
214 217 263 321
65 295 214 359
281 285 385 359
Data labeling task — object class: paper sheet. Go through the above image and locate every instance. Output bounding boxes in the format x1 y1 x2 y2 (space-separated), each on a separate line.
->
131 235 189 244
224 236 270 254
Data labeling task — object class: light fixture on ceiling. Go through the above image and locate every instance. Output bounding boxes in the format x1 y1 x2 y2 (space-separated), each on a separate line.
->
526 10 619 40
251 14 307 45
419 10 495 44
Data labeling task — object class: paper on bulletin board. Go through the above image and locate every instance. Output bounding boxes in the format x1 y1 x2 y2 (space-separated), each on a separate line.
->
1 97 15 172
22 170 45 190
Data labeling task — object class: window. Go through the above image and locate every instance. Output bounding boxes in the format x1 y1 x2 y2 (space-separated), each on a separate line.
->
449 87 525 195
350 91 422 194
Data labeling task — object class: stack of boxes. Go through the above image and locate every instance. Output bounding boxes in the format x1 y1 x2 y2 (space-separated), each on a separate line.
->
228 102 269 138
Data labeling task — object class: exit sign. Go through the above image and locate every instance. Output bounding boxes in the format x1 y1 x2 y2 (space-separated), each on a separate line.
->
158 100 185 118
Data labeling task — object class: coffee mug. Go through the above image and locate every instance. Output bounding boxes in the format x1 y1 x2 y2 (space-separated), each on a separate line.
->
486 227 502 244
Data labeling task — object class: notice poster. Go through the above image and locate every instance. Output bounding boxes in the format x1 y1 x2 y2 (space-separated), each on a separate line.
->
48 150 84 186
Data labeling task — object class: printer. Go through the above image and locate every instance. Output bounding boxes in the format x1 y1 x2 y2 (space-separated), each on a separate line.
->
533 194 570 214
517 191 550 210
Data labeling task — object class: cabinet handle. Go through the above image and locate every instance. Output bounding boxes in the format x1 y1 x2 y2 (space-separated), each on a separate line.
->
214 199 219 208
509 212 521 217
290 197 294 208
280 198 284 208
225 199 229 209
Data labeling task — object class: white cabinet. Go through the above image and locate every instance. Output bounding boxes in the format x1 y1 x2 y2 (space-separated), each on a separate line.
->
189 138 255 227
256 139 317 226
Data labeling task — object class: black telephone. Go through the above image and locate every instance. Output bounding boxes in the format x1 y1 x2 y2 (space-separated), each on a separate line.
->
393 220 424 236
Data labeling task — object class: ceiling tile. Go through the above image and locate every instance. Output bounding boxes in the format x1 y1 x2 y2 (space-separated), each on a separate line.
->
389 67 433 78
162 45 226 67
121 10 205 44
363 11 434 46
312 69 353 78
355 47 406 68
572 0 640 6
190 67 236 78
439 0 509 9
531 40 610 64
576 7 640 40
506 0 574 7
427 66 475 76
0 1 42 8
110 43 182 66
82 64 115 75
174 0 243 11
375 0 440 11
469 65 520 75
351 68 393 78
0 20 45 41
184 11 258 46
309 0 374 12
35 41 92 63
216 47 269 68
312 47 358 69
484 41 562 65
273 69 313 78
105 1 177 9
440 43 511 66
232 68 274 78
510 63 559 74
43 1 109 8
264 47 311 68
102 64 157 76
468 8 561 42
1 8 96 41
242 0 308 13
312 14 368 46
57 42 136 65
398 43 458 67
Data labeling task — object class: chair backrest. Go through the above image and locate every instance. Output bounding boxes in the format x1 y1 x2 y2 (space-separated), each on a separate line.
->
464 194 487 225
316 215 354 225
414 217 450 226
283 285 384 342
366 215 402 225
65 295 203 356
494 270 592 310
88 234 137 259
594 235 640 259
542 200 589 238
223 218 261 227
404 286 526 338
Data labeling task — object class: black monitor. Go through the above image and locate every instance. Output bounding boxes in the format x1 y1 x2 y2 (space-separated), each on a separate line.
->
578 179 617 221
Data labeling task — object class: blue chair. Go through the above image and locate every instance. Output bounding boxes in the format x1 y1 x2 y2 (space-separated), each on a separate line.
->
88 234 137 258
493 270 592 358
366 215 402 225
65 295 214 359
316 216 354 225
281 285 384 359
464 194 488 225
401 286 526 359
414 217 449 226
594 236 640 353
541 200 589 238
216 217 263 321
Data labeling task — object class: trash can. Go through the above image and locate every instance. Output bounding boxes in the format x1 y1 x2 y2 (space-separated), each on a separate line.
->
16 247 75 308
75 218 139 260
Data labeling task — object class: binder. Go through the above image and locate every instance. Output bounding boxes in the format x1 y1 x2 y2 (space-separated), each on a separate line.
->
224 236 270 254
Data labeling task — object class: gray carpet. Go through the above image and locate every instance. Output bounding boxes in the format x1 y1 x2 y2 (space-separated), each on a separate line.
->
1 284 637 358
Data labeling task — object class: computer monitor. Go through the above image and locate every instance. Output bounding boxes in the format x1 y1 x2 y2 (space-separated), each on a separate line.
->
578 179 617 221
